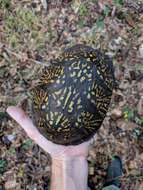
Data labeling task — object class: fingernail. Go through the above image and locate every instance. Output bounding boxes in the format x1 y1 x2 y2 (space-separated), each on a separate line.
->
6 106 16 115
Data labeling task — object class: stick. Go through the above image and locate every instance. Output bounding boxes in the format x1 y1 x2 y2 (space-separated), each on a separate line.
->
41 0 48 10
0 43 51 67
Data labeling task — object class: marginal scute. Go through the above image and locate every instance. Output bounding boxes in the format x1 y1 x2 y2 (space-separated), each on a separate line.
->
32 44 116 145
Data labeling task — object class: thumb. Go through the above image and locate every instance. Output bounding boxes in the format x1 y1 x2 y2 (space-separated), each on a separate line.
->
6 106 39 140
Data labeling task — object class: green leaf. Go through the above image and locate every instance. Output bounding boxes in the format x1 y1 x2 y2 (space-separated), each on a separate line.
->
103 5 111 17
78 19 86 28
0 0 11 9
78 4 88 16
8 147 16 155
96 17 104 29
113 0 123 6
21 139 33 150
138 117 143 127
123 107 134 121
0 159 7 174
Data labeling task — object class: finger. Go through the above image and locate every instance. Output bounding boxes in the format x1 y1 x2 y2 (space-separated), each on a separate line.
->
6 106 64 154
7 106 40 140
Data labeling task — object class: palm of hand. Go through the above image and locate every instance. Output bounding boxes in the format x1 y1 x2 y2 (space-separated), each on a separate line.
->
7 106 91 159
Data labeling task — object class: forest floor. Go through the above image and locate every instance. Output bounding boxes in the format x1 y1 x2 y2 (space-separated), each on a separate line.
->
0 0 143 189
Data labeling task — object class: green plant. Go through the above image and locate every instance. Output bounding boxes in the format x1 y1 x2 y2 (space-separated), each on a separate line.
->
8 147 16 155
113 0 123 6
78 19 86 28
123 107 134 121
95 5 111 30
131 26 141 36
0 159 7 174
21 139 33 150
138 117 143 127
5 8 39 33
103 5 111 17
4 7 47 50
132 128 142 138
78 3 88 16
0 0 11 9
96 16 104 29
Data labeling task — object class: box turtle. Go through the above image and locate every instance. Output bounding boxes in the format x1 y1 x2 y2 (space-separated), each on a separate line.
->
32 44 116 145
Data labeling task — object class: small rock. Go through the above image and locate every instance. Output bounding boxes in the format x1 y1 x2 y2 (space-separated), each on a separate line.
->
41 0 48 10
4 180 18 190
139 183 143 190
111 108 122 119
137 96 143 116
89 167 94 175
128 160 138 170
139 43 143 58
119 80 129 89
2 134 16 145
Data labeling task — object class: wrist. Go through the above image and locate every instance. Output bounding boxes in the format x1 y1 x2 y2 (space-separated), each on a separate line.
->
51 156 88 190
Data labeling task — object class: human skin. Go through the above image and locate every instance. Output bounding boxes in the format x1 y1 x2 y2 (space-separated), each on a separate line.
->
7 106 92 190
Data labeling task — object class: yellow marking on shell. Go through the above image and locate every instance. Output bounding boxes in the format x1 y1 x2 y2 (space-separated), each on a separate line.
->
77 105 82 109
80 76 86 82
90 54 93 57
60 96 64 100
54 89 63 95
55 113 63 125
62 74 66 79
69 57 75 61
57 127 62 132
91 91 95 95
77 70 82 78
74 65 80 70
62 80 65 84
83 69 87 73
45 96 48 102
77 117 82 122
50 111 54 120
52 93 57 100
46 114 49 120
57 100 61 106
63 87 72 108
81 61 87 67
54 112 59 116
96 102 101 108
62 118 69 125
87 73 92 78
56 79 60 84
77 98 81 105
87 93 91 99
49 120 53 125
101 106 108 112
68 101 74 113
73 89 76 94
63 128 70 132
91 99 96 105
87 58 90 62
42 105 46 109
70 71 76 77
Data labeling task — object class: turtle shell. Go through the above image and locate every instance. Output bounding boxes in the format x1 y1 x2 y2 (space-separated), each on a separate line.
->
32 44 116 145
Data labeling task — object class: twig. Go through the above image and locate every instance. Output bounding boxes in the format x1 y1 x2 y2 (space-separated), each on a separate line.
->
0 43 51 67
41 0 48 10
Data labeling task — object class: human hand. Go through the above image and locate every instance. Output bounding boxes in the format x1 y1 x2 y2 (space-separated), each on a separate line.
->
7 106 93 190
7 106 92 160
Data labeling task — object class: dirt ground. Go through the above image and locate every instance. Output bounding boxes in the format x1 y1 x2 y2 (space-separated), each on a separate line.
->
0 0 143 189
